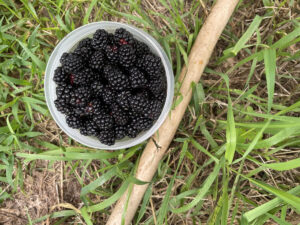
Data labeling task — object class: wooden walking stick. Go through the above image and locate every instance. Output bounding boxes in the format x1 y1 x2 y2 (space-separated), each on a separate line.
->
106 0 239 224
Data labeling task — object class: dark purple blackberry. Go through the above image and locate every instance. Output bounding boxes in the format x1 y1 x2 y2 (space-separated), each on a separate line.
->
101 88 115 105
135 55 146 69
115 126 127 140
111 104 129 126
148 75 167 96
54 98 72 115
53 67 68 85
61 53 84 73
56 85 73 103
92 29 109 50
108 33 115 45
144 100 163 120
74 38 94 59
70 86 91 107
91 81 105 98
135 40 150 56
143 54 163 78
60 52 69 64
106 69 130 91
72 67 93 85
129 94 149 114
89 50 105 70
93 113 114 130
103 64 114 79
132 117 153 131
155 90 167 103
128 67 148 89
105 45 119 64
98 129 115 146
126 124 139 138
116 91 131 111
80 120 99 136
84 99 103 116
66 113 82 129
118 45 136 68
114 28 135 46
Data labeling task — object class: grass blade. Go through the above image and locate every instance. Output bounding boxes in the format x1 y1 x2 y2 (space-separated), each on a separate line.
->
263 48 276 113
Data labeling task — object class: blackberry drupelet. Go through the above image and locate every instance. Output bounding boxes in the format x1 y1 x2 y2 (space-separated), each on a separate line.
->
72 67 93 85
135 40 150 56
53 67 67 85
61 53 84 73
89 50 105 70
114 28 135 46
105 45 119 64
115 126 127 140
128 67 148 89
107 69 130 91
93 113 114 130
111 104 129 126
98 129 115 146
74 38 94 59
92 29 109 50
66 113 82 129
116 91 131 111
118 45 136 68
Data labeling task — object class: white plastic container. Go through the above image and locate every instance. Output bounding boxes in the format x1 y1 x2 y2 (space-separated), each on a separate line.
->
44 22 174 150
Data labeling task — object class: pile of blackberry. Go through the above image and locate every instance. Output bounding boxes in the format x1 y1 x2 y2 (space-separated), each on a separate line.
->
54 28 167 146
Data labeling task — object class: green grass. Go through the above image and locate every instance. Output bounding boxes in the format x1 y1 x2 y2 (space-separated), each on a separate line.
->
0 0 300 224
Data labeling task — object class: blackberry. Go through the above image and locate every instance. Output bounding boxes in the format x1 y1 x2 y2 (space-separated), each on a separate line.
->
103 64 114 79
116 91 131 111
135 40 150 56
60 52 69 64
155 90 167 103
98 129 115 146
132 117 153 131
101 88 115 105
93 113 114 130
148 75 166 96
115 126 127 140
108 33 115 45
126 124 139 138
74 38 94 59
84 99 103 116
53 67 68 85
80 120 99 136
118 45 136 68
72 67 93 85
91 81 105 98
144 100 163 120
111 104 129 126
106 69 130 91
54 98 72 115
56 85 73 103
129 94 149 114
128 67 148 89
143 54 163 78
70 86 91 107
89 50 105 70
92 29 109 50
61 53 84 73
114 28 135 46
66 113 82 129
105 45 119 64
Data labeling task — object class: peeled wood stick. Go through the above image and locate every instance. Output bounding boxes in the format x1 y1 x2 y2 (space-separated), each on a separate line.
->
106 0 239 224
